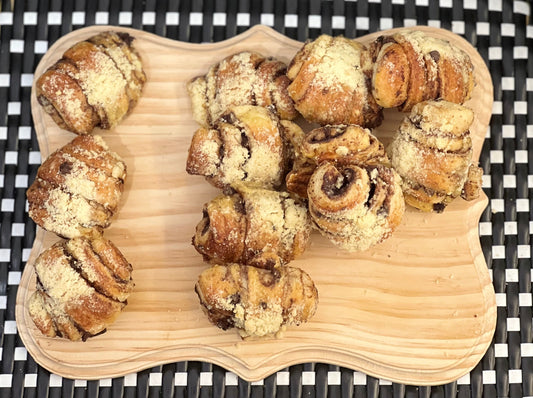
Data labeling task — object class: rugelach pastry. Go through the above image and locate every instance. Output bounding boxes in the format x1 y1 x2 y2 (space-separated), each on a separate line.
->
188 51 298 127
28 236 134 341
186 105 301 190
27 135 126 239
286 124 389 198
388 100 482 212
195 262 318 337
192 185 312 266
370 30 474 111
307 162 405 251
35 31 146 135
287 34 382 128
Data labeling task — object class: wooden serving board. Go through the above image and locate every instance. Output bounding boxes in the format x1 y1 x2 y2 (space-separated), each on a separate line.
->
16 25 496 384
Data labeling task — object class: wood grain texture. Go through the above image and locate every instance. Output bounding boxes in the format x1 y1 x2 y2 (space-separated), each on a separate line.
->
16 25 495 384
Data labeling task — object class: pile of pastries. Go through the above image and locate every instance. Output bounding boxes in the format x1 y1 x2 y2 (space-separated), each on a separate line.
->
27 27 484 341
186 29 483 337
27 31 145 340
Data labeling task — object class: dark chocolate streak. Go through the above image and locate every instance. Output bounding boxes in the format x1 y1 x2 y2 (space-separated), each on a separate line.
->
322 167 355 199
308 126 344 143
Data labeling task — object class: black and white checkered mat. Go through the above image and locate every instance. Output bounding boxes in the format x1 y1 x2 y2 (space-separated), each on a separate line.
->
1 0 532 397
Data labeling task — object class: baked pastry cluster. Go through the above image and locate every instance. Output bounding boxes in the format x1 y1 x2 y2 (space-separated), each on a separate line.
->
186 28 484 337
388 100 482 212
27 134 133 340
35 31 146 135
28 236 134 341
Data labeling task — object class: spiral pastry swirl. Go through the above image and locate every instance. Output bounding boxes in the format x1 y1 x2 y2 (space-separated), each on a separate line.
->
286 124 389 198
307 162 405 252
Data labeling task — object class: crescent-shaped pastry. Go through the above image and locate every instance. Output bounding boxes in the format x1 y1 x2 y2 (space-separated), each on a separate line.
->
187 51 298 127
35 31 146 135
286 34 382 128
388 100 482 212
27 135 126 239
193 185 312 266
186 105 300 190
195 262 318 337
370 30 474 111
307 162 405 251
28 236 134 341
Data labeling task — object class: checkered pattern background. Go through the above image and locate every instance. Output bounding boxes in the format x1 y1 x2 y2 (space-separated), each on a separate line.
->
0 0 532 397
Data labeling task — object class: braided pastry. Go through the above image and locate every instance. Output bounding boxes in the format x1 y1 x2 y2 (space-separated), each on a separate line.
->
28 236 134 341
370 30 474 111
27 135 126 239
388 100 482 212
286 124 389 198
187 51 298 127
186 105 300 190
35 31 146 135
193 185 311 266
287 34 382 128
195 262 318 337
307 162 405 251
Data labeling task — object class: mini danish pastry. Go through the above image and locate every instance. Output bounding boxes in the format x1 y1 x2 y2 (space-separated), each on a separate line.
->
188 51 298 127
186 105 301 190
28 236 134 341
286 124 389 198
195 262 318 337
27 135 126 239
370 30 474 111
192 185 312 266
388 100 482 212
287 34 382 128
307 162 405 251
35 31 146 135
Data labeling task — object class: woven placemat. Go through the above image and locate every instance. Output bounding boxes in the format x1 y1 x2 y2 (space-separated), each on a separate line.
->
0 0 531 397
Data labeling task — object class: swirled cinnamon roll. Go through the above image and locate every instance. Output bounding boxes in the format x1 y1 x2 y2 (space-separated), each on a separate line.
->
286 124 389 198
35 31 146 135
307 162 405 251
370 30 474 111
195 262 318 337
186 105 300 190
28 236 134 341
388 100 482 212
27 135 126 238
187 51 298 127
287 35 382 128
192 185 311 266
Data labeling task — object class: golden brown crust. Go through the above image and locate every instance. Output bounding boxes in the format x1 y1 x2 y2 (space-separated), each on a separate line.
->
35 31 145 135
286 124 389 199
192 186 312 266
195 263 318 337
287 35 383 128
370 30 474 112
187 51 298 128
307 162 405 251
186 105 298 190
388 100 480 212
27 135 126 239
28 236 134 341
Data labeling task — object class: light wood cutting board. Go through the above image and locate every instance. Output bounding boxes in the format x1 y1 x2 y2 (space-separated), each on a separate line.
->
16 24 496 384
